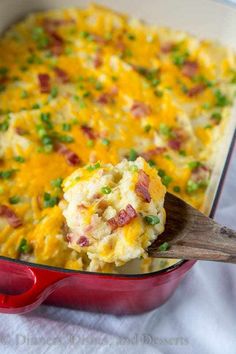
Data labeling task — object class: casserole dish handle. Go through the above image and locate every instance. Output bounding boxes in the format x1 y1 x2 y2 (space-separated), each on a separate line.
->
0 265 71 314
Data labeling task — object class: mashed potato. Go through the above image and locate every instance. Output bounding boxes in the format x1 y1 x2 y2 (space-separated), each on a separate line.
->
61 157 166 271
0 4 235 272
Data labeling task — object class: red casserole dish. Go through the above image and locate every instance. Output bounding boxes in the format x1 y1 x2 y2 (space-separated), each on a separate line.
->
0 129 234 315
0 0 236 315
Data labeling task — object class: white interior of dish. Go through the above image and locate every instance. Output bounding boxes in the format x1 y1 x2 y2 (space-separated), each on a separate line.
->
0 0 235 274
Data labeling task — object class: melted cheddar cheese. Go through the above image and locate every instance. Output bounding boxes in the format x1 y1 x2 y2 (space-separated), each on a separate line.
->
0 4 235 272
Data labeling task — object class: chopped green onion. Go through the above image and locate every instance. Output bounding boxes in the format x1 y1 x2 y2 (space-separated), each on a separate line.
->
87 139 94 147
41 135 53 146
43 192 59 208
95 82 103 91
51 177 63 188
79 31 90 39
202 102 211 110
18 238 32 254
0 67 8 76
148 160 156 167
83 91 91 98
158 169 165 178
130 164 138 172
14 156 25 163
158 242 170 252
50 86 58 98
40 112 52 129
0 120 9 132
173 186 181 193
127 33 136 40
101 138 110 146
171 51 189 67
0 169 16 179
211 112 222 123
32 27 49 49
36 125 47 138
59 135 74 143
188 161 201 169
9 196 20 204
20 90 28 99
144 215 160 225
86 162 101 171
129 148 138 161
214 89 230 107
144 124 152 132
179 150 186 156
0 84 6 92
161 175 173 187
121 48 133 58
101 186 112 194
62 123 71 132
159 123 172 137
186 180 199 193
154 90 163 97
65 47 73 55
32 103 41 109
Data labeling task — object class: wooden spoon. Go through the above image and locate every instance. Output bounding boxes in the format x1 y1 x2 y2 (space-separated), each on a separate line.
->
148 192 236 263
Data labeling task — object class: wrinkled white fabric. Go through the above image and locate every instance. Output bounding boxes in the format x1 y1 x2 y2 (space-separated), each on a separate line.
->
0 146 235 354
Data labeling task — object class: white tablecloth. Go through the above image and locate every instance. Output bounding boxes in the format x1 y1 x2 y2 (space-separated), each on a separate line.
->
0 147 235 354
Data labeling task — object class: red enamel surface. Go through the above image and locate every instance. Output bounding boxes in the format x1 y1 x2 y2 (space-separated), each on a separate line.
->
0 258 195 315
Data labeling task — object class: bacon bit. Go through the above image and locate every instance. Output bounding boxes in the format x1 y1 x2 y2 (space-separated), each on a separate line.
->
66 232 73 243
77 236 89 247
96 86 118 105
38 73 50 93
116 34 126 52
49 31 64 56
77 203 87 210
43 18 68 56
173 128 187 141
92 193 102 200
0 205 22 228
116 40 126 52
97 200 108 212
107 217 118 231
62 222 70 236
182 61 199 78
130 101 152 118
135 170 151 203
81 125 97 140
141 147 167 160
55 143 80 166
160 42 175 54
108 204 137 231
187 84 205 97
125 204 137 218
168 128 187 151
93 53 103 68
36 195 42 210
43 18 75 32
192 165 210 183
0 76 8 85
84 224 94 233
54 67 69 83
96 93 110 105
168 139 182 151
109 86 119 96
15 127 28 135
90 33 107 45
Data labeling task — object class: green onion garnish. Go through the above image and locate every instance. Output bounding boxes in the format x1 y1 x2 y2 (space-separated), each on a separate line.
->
144 215 160 225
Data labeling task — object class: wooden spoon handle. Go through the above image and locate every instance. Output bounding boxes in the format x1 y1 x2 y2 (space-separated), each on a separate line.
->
148 193 236 263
